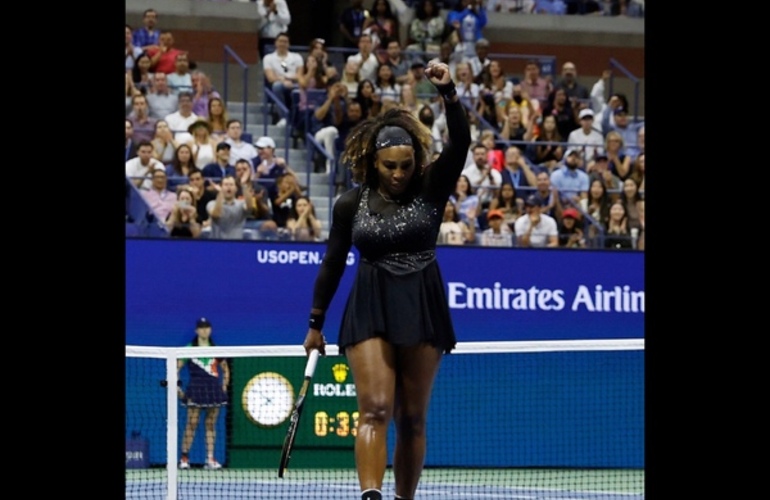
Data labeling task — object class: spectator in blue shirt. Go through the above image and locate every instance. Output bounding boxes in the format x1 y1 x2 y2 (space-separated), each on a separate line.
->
132 9 160 51
202 142 236 190
534 0 567 15
446 0 488 60
600 100 644 156
550 148 589 208
339 0 370 49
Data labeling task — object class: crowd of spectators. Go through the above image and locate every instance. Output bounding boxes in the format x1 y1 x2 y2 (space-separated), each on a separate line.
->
126 2 643 249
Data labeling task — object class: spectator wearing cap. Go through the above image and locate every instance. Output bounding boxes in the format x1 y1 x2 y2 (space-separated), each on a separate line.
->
587 153 622 199
201 142 236 190
480 209 513 247
600 103 643 157
597 84 642 141
177 316 229 470
254 136 298 198
567 108 605 168
550 148 589 207
557 207 586 248
406 59 438 105
140 168 178 222
514 194 558 248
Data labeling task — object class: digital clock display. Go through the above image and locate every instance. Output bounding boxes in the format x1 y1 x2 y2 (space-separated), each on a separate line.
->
314 410 360 438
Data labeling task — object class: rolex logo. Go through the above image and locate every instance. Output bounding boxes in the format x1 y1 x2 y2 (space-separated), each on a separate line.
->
332 363 349 383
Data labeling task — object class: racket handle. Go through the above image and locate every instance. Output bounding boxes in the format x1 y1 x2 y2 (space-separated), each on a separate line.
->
305 349 320 378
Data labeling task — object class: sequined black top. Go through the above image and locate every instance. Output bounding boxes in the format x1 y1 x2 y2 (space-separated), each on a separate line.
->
312 99 471 311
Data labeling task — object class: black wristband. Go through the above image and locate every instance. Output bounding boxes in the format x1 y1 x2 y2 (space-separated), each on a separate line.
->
309 313 325 330
434 80 457 102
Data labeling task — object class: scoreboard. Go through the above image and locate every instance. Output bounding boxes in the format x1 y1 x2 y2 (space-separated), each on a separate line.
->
230 355 359 468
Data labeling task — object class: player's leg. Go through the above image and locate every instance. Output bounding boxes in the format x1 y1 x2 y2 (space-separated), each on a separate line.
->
181 407 201 461
204 407 221 463
346 337 397 498
392 343 442 499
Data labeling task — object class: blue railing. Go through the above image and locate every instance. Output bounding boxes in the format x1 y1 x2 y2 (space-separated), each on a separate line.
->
125 177 170 238
222 45 249 127
608 57 641 122
262 86 292 159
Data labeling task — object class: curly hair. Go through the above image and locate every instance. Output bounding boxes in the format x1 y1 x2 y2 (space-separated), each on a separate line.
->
341 107 433 187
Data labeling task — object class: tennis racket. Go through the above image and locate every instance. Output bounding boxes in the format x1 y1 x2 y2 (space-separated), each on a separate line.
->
278 348 320 478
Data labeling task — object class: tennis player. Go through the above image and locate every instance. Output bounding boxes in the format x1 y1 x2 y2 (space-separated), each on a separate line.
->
303 60 470 500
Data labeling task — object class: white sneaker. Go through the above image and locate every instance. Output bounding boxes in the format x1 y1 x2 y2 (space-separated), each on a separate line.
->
204 458 222 470
179 457 190 469
276 118 287 127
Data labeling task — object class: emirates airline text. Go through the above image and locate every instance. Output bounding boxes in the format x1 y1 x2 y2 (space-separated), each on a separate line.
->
447 282 644 313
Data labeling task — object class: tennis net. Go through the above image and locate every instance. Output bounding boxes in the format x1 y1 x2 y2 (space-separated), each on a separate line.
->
126 339 644 499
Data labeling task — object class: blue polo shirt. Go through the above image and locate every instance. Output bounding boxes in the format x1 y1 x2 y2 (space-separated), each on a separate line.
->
550 165 589 202
201 162 236 183
133 28 160 49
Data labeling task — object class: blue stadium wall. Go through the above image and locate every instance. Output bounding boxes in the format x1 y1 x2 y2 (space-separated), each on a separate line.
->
126 239 644 468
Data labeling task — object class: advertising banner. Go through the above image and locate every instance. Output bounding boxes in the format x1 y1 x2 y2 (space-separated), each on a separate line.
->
126 240 644 346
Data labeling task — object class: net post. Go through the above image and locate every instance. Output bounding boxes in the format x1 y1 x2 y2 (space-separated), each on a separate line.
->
166 355 178 500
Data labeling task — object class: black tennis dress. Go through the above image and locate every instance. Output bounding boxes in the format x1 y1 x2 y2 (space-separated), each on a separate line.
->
311 98 471 354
